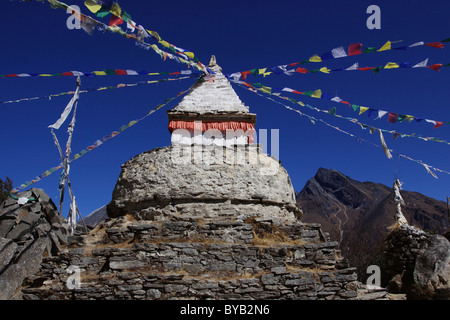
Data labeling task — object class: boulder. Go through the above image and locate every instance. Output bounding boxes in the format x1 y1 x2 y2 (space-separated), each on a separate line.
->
0 188 69 300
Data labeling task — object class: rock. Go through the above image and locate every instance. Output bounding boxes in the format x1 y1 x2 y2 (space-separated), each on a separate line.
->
0 188 69 300
0 238 18 273
411 234 450 299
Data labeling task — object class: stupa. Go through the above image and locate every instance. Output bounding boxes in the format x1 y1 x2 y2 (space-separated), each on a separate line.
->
15 57 363 301
107 56 302 223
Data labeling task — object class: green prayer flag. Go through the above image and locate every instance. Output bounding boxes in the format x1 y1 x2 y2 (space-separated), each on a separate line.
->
122 11 131 23
96 6 111 18
372 66 382 74
328 107 336 115
363 47 376 53
442 38 450 43
303 90 314 96
351 104 359 111
105 69 116 75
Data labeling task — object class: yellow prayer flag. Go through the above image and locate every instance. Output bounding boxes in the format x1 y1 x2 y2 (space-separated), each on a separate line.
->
84 0 101 13
297 101 305 107
359 107 369 115
184 52 195 59
147 73 159 76
93 71 107 76
405 115 415 123
309 55 322 62
384 62 399 69
147 30 161 42
38 74 52 77
311 89 322 98
378 41 391 52
159 40 171 48
319 67 330 74
259 68 267 74
110 2 122 17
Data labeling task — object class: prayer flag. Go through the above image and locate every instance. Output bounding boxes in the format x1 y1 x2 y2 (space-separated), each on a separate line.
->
434 121 444 129
412 58 428 68
96 6 111 18
110 2 122 17
345 63 359 70
309 55 322 62
348 43 363 56
359 107 369 115
409 41 424 47
384 62 399 69
84 0 101 13
295 67 308 73
388 112 398 123
331 46 347 58
425 42 445 49
363 47 376 54
427 64 443 71
311 89 322 98
378 41 391 51
319 67 330 74
112 16 126 29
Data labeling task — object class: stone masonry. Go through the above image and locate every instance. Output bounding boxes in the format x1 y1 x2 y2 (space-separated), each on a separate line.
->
20 215 361 300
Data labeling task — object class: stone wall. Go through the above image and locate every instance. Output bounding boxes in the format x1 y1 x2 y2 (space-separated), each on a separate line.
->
374 225 450 299
20 216 361 300
0 188 69 300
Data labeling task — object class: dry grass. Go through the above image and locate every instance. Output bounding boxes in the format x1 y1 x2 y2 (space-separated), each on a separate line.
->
245 217 307 247
387 221 401 232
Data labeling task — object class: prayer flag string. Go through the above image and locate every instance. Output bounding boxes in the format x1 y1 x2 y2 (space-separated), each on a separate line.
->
0 68 199 79
233 80 450 147
0 75 196 105
226 58 449 81
234 82 450 179
11 86 191 193
239 82 449 129
43 0 209 73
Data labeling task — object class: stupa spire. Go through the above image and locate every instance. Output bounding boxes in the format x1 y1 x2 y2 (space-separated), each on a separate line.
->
167 55 256 146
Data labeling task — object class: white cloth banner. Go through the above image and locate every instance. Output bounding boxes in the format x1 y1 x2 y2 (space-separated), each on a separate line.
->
48 82 80 130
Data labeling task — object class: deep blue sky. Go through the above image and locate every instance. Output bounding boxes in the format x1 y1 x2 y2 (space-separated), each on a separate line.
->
1 0 449 219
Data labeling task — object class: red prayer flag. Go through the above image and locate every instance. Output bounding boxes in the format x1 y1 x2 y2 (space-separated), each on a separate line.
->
61 72 74 76
293 90 303 94
388 112 398 123
427 64 443 72
109 15 124 27
434 121 444 129
114 69 127 75
295 67 308 73
358 67 373 71
240 71 252 80
348 43 363 56
425 42 445 49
